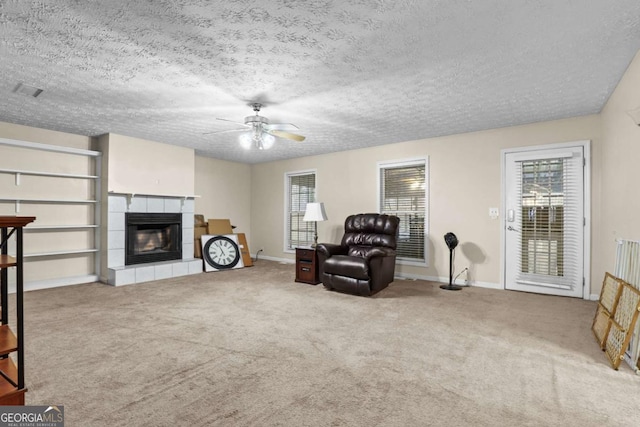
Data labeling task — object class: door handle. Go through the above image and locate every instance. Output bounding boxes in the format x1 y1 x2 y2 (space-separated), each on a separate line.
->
507 225 519 232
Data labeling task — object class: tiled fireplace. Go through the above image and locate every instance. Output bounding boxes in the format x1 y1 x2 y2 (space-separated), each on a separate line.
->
106 194 201 286
125 212 183 265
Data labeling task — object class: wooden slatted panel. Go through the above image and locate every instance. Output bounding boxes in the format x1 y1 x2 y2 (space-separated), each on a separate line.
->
605 282 640 370
592 273 624 349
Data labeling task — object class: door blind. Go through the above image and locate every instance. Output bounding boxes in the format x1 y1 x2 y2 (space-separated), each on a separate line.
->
515 154 582 289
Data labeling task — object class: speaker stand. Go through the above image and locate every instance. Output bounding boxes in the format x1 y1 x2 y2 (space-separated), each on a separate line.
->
440 247 462 291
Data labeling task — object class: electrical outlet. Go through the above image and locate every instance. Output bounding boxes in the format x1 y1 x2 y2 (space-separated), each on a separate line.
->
489 207 499 219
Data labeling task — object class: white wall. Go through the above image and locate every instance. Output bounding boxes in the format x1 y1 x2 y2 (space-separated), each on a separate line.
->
248 49 640 297
251 115 602 290
194 155 252 238
103 133 195 196
597 49 640 284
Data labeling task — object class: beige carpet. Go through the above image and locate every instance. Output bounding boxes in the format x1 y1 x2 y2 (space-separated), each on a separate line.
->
18 260 640 426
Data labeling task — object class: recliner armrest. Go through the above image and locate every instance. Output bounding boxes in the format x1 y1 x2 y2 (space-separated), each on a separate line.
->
349 246 395 260
364 247 395 260
316 243 347 258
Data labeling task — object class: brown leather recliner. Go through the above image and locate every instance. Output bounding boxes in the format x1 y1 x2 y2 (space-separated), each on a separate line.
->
316 213 400 296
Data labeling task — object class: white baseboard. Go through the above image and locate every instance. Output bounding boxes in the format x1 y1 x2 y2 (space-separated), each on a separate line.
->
259 257 504 290
467 280 503 290
395 272 502 290
259 255 294 264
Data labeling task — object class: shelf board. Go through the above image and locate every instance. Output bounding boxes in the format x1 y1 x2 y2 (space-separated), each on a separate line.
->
0 198 97 204
0 255 17 268
108 191 200 199
0 168 98 180
0 325 17 356
24 225 99 231
0 136 101 157
24 248 99 258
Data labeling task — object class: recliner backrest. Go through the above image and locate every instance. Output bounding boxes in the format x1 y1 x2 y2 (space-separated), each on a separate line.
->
341 213 399 250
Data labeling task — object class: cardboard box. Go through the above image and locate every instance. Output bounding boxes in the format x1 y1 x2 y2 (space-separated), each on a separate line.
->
236 233 253 267
194 214 207 227
194 239 202 258
207 219 233 235
194 225 208 258
194 225 208 240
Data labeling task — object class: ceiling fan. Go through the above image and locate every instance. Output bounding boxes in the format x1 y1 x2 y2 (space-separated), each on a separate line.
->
209 103 305 150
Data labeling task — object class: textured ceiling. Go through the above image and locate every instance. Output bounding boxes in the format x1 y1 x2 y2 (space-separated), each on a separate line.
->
1 1 639 164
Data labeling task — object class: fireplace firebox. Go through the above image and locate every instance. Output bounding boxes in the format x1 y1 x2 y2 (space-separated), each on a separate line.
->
125 213 182 265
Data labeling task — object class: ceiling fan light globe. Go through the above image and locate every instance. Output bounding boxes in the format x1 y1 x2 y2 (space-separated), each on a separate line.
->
262 133 275 150
239 133 252 149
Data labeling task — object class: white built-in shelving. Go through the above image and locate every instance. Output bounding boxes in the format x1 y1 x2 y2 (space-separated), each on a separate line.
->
0 168 99 180
0 137 102 288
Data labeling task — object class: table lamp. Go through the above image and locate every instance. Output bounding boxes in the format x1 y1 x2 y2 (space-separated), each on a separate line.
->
303 202 328 247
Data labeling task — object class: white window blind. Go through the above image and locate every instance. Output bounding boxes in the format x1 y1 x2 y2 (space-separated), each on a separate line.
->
515 155 582 289
286 171 316 250
378 159 427 264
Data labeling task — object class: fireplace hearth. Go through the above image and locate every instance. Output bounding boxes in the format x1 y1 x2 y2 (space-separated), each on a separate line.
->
125 213 182 265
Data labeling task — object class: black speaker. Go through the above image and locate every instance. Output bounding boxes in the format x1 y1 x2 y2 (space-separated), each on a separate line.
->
444 232 458 250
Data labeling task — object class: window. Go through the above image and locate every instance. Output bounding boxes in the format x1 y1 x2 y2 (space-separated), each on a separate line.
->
285 170 316 251
378 158 428 265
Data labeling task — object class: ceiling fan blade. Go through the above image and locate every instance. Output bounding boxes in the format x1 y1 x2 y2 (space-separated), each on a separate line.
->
203 128 247 135
267 130 306 142
216 118 250 126
203 118 251 135
265 122 299 131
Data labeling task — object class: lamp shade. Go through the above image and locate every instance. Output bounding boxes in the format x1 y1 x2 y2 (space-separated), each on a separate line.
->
303 202 328 222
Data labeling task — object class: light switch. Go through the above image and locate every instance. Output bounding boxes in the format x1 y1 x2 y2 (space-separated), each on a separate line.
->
489 208 499 219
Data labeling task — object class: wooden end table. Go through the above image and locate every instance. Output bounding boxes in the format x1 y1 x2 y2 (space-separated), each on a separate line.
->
295 247 320 285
